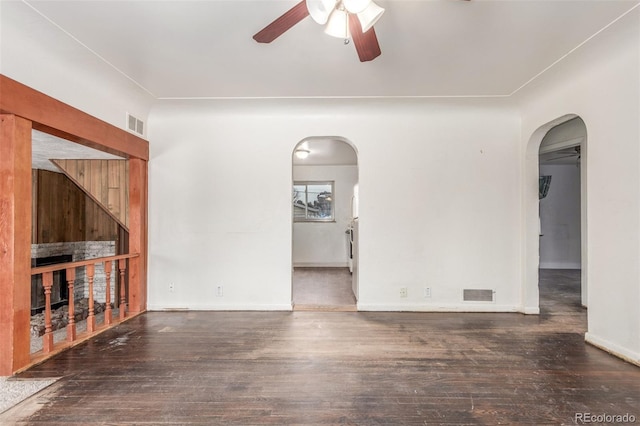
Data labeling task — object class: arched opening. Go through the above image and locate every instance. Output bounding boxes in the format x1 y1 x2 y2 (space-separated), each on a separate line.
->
291 137 359 311
524 114 587 321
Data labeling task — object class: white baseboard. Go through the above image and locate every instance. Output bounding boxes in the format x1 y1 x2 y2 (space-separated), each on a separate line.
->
539 262 581 269
293 262 349 268
521 306 540 315
147 303 293 311
357 303 520 313
585 332 640 367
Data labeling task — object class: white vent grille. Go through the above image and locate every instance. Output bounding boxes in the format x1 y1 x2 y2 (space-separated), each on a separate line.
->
126 113 144 136
463 289 494 302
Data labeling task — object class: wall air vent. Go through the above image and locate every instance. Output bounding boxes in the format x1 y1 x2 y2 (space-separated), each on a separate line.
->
126 113 144 137
463 289 495 302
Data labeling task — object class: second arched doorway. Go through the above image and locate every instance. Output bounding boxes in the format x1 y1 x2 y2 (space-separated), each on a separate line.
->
291 137 359 311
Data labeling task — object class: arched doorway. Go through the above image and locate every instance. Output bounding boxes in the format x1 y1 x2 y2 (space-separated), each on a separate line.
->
291 137 359 311
524 115 587 318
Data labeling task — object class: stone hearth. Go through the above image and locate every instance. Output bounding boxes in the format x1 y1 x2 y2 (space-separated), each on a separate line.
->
30 298 112 337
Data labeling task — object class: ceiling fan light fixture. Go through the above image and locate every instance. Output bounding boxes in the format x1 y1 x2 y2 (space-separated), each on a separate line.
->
295 149 311 159
324 8 351 39
357 1 384 33
343 0 372 14
306 0 337 25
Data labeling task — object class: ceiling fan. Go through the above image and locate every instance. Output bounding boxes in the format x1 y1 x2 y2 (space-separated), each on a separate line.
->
253 0 385 62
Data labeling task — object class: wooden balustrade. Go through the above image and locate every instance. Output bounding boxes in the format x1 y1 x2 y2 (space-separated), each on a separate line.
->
31 253 138 355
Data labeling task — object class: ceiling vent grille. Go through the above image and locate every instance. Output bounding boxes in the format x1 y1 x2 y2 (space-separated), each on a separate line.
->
126 113 144 137
463 289 494 302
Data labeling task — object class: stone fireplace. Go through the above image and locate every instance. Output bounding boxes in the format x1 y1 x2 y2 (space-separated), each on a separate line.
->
31 241 117 311
31 254 72 314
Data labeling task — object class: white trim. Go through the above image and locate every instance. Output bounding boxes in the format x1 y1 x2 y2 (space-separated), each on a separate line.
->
293 262 349 268
539 263 582 270
585 332 640 367
147 303 293 311
522 307 540 315
356 303 520 313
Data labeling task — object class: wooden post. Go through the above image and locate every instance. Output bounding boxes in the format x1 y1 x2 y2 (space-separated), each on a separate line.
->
104 261 112 325
42 272 54 353
86 264 96 332
128 158 147 314
66 267 76 342
0 114 32 375
118 259 127 320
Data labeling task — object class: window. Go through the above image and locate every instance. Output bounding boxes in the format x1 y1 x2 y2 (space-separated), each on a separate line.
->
293 181 334 222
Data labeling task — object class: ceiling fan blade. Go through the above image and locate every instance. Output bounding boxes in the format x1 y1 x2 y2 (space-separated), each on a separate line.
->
348 14 381 62
253 1 310 43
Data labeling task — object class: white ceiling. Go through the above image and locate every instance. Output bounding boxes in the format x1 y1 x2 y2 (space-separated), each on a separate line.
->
294 138 358 165
22 0 639 99
18 0 639 166
32 130 124 172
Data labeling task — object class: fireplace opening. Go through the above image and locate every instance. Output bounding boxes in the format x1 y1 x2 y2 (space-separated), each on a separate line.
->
31 254 73 315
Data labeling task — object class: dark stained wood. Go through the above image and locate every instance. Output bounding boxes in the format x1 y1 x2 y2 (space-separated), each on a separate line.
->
253 1 309 43
0 75 148 160
52 159 129 229
0 114 32 375
5 270 639 424
349 14 382 62
33 169 120 244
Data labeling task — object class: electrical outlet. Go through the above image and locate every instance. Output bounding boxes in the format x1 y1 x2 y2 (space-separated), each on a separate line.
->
400 287 408 298
217 285 223 297
169 282 175 292
424 287 431 298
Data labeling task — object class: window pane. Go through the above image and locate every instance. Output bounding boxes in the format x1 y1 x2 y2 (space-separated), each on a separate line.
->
307 184 332 219
292 182 334 222
293 185 307 220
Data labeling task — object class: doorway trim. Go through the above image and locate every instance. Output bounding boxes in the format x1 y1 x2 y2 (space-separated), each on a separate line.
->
290 136 359 311
523 114 588 314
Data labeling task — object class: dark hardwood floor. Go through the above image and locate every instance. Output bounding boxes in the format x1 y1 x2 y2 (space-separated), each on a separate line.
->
3 269 639 425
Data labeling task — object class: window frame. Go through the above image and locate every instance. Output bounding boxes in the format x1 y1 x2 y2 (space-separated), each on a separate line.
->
293 181 335 223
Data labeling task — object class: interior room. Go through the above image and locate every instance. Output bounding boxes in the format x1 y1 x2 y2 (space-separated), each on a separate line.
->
1 0 640 424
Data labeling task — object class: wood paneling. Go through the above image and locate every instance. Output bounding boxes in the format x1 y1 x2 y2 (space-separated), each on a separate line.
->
0 75 148 160
32 170 119 244
0 114 32 375
52 159 129 229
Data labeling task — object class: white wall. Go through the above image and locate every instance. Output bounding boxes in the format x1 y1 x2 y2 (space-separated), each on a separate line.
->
293 165 358 267
517 8 640 363
0 1 154 134
147 98 521 312
539 164 581 269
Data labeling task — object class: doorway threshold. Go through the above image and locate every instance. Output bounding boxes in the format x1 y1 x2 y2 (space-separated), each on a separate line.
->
293 304 357 312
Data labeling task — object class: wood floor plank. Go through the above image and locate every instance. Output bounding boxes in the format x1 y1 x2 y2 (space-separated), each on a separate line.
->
3 270 639 424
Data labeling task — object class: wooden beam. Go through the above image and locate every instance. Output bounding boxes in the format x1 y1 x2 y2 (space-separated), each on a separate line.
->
0 77 149 373
0 114 32 375
0 75 148 160
127 158 148 313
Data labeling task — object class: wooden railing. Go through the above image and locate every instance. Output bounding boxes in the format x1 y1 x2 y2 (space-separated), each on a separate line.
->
30 253 139 355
